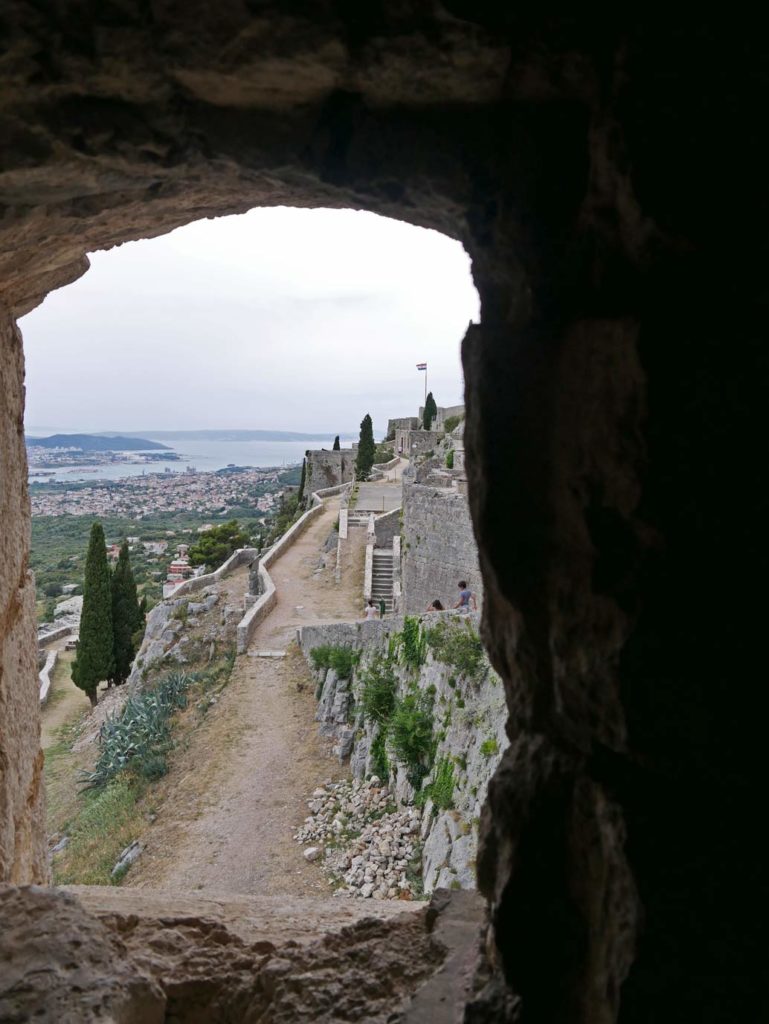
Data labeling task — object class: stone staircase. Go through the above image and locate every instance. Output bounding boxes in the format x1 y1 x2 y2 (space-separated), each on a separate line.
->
346 510 371 528
371 550 395 612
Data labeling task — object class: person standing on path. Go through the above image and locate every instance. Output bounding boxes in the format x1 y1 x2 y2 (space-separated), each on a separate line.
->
363 599 380 621
453 581 477 613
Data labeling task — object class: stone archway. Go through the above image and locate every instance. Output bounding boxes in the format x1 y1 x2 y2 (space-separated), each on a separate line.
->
2 8 768 1021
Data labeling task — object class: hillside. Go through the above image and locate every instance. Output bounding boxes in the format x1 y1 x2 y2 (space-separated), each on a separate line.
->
27 434 169 451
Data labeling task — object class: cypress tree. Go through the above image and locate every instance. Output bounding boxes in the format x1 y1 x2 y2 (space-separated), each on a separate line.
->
355 414 376 480
423 392 438 430
297 458 307 504
111 540 140 686
333 435 340 450
72 522 114 705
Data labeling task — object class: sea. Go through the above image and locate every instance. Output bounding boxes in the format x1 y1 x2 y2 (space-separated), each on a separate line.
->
27 437 331 483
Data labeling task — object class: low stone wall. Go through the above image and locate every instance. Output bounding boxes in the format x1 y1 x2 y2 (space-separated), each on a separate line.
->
38 648 58 704
37 624 71 649
171 547 258 600
236 500 326 653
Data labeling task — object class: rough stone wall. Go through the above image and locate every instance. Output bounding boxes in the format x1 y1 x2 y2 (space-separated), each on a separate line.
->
299 613 508 894
0 308 47 883
304 450 355 494
397 430 444 460
373 507 401 550
401 482 482 615
418 404 465 430
386 417 420 440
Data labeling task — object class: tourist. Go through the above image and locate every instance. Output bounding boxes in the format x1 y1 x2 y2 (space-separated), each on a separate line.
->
425 599 444 611
453 580 477 613
363 599 379 621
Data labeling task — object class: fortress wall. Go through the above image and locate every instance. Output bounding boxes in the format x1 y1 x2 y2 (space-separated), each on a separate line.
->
401 483 481 615
304 450 355 493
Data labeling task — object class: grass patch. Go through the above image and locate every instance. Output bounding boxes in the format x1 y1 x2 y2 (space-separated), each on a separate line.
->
53 776 147 885
360 655 398 724
480 737 499 757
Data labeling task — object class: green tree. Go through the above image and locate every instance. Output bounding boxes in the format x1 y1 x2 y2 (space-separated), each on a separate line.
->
110 540 141 686
355 414 375 480
188 519 251 570
72 522 114 706
333 435 340 450
297 458 306 505
423 392 438 430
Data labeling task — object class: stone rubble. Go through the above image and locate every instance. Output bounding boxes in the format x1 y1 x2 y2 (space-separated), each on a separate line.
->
294 777 424 901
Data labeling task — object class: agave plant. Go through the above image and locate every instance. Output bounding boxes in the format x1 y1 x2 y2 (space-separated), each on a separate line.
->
80 671 195 790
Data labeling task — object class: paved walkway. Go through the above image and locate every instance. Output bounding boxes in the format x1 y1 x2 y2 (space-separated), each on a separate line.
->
356 458 405 512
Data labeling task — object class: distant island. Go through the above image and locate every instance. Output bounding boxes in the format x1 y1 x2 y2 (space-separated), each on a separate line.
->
26 434 170 452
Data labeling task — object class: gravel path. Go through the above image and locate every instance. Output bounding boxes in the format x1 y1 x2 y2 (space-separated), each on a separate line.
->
128 496 369 896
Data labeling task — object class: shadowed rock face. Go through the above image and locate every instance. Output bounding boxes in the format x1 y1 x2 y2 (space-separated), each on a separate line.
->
1 8 768 1021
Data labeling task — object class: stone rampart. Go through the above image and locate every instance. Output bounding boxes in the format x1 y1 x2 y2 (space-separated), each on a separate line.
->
171 547 258 600
401 482 482 614
297 611 507 893
305 449 355 493
417 404 465 431
236 498 327 653
396 430 444 461
386 417 419 440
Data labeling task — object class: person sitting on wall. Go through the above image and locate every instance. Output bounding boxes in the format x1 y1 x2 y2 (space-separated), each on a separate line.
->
425 599 444 611
453 581 477 613
363 599 380 621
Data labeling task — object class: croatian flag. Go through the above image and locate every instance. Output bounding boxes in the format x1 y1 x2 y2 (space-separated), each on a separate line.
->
416 363 427 371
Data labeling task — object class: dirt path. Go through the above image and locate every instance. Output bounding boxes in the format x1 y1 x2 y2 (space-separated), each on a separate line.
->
40 648 91 750
128 497 368 896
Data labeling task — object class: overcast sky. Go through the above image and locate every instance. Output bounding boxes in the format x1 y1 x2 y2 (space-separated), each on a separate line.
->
21 207 479 439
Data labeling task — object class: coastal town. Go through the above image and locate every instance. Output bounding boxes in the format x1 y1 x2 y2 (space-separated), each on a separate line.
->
30 465 289 518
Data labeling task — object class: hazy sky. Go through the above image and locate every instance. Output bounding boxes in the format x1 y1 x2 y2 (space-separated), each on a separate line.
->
21 207 479 439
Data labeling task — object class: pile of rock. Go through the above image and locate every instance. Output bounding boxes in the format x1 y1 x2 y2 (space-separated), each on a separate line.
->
294 777 424 900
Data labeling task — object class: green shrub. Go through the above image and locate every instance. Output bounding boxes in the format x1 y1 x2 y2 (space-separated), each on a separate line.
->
425 619 486 678
390 690 434 786
329 646 358 678
360 656 398 724
445 450 454 469
370 730 389 782
428 757 455 810
309 644 358 678
480 737 499 757
443 415 462 434
309 645 333 671
400 616 426 669
80 670 193 790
